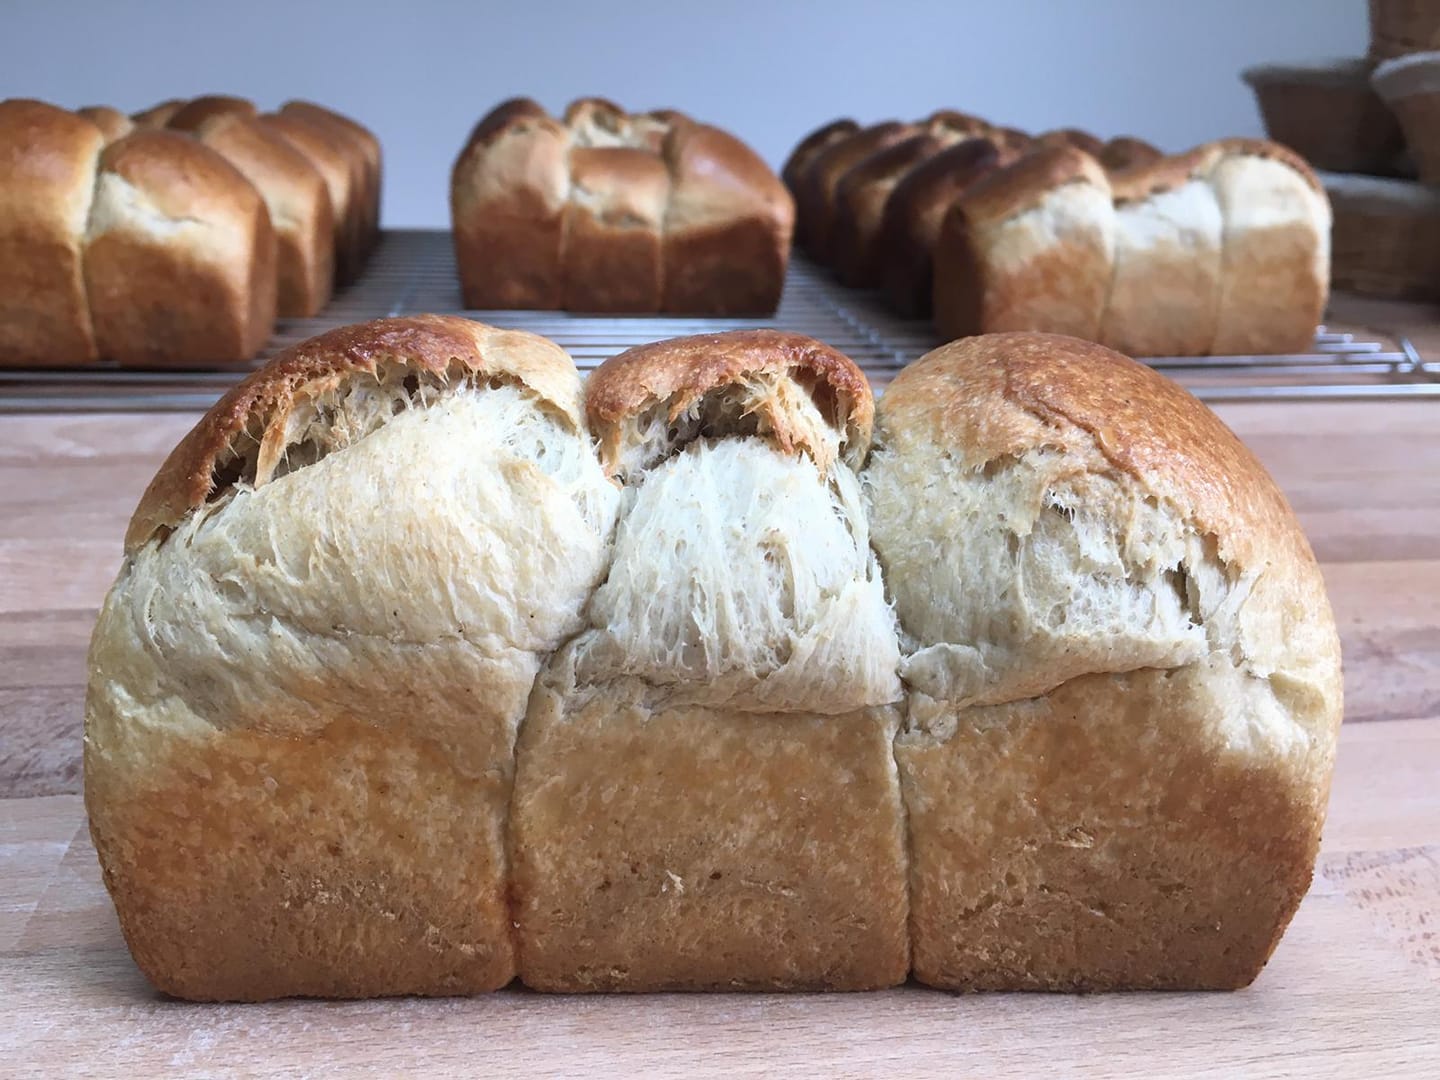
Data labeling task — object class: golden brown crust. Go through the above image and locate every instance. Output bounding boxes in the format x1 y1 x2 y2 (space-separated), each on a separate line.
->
958 144 1109 225
0 99 104 367
878 332 1314 574
561 146 668 311
933 149 1114 340
876 137 1010 318
260 112 366 283
797 121 913 261
1099 135 1163 173
831 134 945 287
1033 127 1106 157
194 114 336 318
1204 136 1325 193
585 329 873 472
75 105 134 145
1106 145 1213 203
781 117 860 203
130 98 184 129
126 315 585 551
925 109 990 135
166 95 257 133
279 101 382 255
450 100 571 309
81 129 277 370
660 121 793 315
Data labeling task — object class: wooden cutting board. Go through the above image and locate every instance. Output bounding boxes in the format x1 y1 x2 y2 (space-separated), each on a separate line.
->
3 718 1436 1078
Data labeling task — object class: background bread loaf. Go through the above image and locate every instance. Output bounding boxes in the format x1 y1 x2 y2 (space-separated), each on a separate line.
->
450 98 793 314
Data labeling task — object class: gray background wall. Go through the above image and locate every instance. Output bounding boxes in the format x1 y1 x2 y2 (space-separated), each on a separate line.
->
1 0 1365 227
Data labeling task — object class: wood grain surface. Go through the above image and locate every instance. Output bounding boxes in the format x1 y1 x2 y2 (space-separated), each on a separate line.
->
1 719 1434 1077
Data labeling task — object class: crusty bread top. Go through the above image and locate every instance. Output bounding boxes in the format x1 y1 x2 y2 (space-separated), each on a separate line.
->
1107 146 1214 204
586 330 873 478
125 315 587 551
876 332 1314 579
839 134 945 193
925 109 990 135
958 145 1110 225
166 95 258 134
130 98 184 128
0 99 105 216
93 129 264 227
279 100 380 161
1099 135 1163 173
1202 137 1324 193
663 119 791 222
463 97 557 151
781 117 860 188
1034 127 1106 157
75 105 134 145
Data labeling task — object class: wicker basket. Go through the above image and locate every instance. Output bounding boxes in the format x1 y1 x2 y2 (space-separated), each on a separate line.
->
1370 0 1440 59
1242 59 1403 173
1325 172 1440 300
1372 52 1440 182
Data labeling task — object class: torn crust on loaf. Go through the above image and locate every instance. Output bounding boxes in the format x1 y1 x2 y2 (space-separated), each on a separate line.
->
866 331 1339 715
584 328 874 479
126 314 588 551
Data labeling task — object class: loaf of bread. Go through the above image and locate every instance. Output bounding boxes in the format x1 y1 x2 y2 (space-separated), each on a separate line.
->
76 105 134 145
280 100 383 258
781 118 859 248
86 315 620 999
131 98 184 128
0 100 279 368
865 332 1341 989
830 133 949 288
256 111 366 283
876 137 1017 317
181 111 335 318
1099 135 1163 172
87 319 1341 1000
931 138 1329 354
795 121 915 263
934 145 1117 342
450 98 792 314
0 100 106 366
1097 148 1223 357
85 129 277 366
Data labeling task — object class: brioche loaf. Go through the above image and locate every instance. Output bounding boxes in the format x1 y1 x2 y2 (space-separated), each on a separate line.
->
83 129 277 366
87 319 1342 1000
796 121 915 263
279 101 383 256
781 118 859 247
186 112 335 318
511 330 908 991
76 105 135 145
1099 135 1162 172
1206 140 1330 355
925 137 1326 354
830 133 948 288
865 332 1342 990
259 111 367 284
0 99 105 366
131 98 184 129
1097 148 1223 357
86 315 620 1000
450 98 793 314
933 146 1116 342
875 137 1013 317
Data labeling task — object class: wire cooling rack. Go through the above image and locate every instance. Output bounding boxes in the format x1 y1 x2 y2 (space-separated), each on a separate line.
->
2 228 1437 411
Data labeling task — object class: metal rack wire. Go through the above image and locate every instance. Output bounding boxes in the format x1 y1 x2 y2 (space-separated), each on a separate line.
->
2 229 1437 412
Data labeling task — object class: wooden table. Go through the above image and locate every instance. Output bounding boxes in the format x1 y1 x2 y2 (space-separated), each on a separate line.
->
4 387 1440 1074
